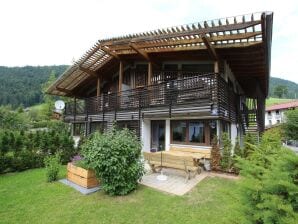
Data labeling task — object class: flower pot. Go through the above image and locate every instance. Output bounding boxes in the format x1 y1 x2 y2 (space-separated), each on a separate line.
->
67 163 99 188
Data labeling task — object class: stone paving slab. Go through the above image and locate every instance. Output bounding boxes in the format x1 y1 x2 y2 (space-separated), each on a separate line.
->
59 179 100 195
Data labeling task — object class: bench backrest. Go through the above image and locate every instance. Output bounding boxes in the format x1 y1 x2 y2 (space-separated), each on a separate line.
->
170 146 211 158
143 152 195 168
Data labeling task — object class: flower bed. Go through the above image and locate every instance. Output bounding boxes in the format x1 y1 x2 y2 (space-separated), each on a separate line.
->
67 163 99 188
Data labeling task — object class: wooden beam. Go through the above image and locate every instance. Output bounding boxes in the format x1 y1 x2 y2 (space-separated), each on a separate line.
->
56 87 72 95
96 77 101 97
100 46 121 60
118 61 124 93
78 66 97 77
129 43 151 61
201 34 219 61
214 61 219 73
148 62 152 85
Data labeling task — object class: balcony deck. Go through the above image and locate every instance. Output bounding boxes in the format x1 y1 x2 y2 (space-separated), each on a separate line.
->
64 72 237 123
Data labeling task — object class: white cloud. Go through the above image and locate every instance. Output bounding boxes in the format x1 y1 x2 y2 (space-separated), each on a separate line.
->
0 0 297 83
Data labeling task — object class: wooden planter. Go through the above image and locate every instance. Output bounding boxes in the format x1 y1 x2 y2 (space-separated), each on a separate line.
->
67 163 99 188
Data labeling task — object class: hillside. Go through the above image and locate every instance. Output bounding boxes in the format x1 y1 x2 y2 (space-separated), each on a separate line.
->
0 66 297 108
0 65 68 108
269 77 298 99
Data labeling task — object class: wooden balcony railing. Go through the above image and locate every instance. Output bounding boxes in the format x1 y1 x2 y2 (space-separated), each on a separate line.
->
64 72 238 122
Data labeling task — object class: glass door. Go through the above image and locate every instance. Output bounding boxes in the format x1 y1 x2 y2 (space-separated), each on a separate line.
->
151 120 165 151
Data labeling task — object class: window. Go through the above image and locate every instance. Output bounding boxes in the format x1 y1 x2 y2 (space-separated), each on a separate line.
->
277 120 280 124
171 120 210 145
268 111 272 116
269 120 272 125
276 110 280 115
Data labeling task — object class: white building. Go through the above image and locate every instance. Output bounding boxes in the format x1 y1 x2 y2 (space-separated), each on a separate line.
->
265 101 298 127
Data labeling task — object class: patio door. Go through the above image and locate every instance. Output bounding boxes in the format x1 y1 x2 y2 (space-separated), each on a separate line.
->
151 120 165 151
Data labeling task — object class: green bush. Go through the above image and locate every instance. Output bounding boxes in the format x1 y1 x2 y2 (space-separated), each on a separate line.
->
44 153 61 182
210 135 221 171
236 131 298 224
82 128 144 196
220 132 232 171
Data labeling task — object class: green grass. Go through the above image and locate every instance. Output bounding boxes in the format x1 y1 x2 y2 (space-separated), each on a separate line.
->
0 168 243 224
266 97 294 107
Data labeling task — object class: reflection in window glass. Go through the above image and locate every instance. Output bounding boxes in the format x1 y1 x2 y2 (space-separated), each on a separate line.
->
189 122 205 143
172 121 186 142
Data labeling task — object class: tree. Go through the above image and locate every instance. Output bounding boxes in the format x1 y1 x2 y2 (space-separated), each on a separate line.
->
283 109 298 140
220 132 232 171
274 85 288 98
210 135 221 171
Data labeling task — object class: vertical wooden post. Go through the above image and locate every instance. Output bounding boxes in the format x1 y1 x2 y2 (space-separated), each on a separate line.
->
214 61 219 73
118 61 123 93
96 77 101 97
148 61 152 85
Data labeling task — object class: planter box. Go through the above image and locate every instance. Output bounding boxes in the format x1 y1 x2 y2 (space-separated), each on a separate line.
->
67 163 99 189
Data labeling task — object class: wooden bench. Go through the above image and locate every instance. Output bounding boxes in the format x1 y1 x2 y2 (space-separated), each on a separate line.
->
143 152 200 181
170 146 211 159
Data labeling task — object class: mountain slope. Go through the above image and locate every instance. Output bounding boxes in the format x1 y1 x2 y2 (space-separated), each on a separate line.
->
269 77 298 98
0 65 68 108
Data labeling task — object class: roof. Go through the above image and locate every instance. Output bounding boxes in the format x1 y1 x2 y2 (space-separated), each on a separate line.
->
266 101 298 111
47 11 273 97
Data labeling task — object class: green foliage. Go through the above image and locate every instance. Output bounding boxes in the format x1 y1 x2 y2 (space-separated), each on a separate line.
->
236 131 298 224
243 133 256 158
44 153 61 182
210 135 221 171
269 77 298 99
283 109 298 140
220 132 232 171
0 106 30 131
82 128 144 196
233 138 242 157
274 85 288 98
0 65 68 108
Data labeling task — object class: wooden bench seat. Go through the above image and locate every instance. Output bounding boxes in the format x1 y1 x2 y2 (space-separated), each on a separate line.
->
143 152 200 181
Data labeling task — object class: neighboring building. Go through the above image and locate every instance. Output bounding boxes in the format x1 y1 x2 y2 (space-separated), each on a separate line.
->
47 12 273 153
265 101 298 127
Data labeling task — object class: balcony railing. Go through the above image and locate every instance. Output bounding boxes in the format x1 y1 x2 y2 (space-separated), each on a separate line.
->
64 72 237 121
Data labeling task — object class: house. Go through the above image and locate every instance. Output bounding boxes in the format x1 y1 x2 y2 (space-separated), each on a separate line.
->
47 12 273 153
265 100 298 127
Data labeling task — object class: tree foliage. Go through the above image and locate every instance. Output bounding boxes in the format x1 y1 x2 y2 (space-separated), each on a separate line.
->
274 85 288 98
0 65 68 108
236 131 298 224
283 109 298 140
220 132 232 171
82 127 144 196
210 135 221 171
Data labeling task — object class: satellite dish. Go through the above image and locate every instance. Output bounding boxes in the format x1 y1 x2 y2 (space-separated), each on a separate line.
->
54 100 65 110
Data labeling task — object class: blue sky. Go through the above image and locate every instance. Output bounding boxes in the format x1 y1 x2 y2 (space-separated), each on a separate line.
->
0 0 297 83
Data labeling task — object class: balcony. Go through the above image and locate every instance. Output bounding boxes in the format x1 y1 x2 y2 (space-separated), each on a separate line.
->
64 72 237 121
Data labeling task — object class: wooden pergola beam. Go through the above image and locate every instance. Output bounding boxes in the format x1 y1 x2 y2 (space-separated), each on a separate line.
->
100 46 121 60
78 66 98 78
56 87 73 95
201 34 219 61
129 42 151 61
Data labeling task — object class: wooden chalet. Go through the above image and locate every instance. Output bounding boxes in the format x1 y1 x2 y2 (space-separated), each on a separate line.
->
47 12 273 152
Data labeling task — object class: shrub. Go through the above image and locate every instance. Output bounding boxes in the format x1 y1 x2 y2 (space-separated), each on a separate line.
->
220 132 232 171
283 108 298 140
210 135 221 171
236 131 298 224
243 133 256 158
44 153 61 182
82 128 144 196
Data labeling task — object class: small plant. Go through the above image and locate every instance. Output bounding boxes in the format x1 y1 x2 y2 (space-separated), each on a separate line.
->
44 153 61 182
220 132 232 171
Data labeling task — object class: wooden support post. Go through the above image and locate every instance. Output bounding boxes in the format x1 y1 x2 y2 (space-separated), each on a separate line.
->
214 61 219 73
96 77 101 97
148 62 152 85
118 61 123 93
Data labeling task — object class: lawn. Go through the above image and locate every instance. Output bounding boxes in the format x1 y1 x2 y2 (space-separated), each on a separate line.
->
0 168 243 224
266 97 294 107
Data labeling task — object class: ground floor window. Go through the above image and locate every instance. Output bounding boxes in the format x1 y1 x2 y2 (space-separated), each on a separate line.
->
171 120 213 146
73 123 85 136
90 122 106 134
116 120 140 137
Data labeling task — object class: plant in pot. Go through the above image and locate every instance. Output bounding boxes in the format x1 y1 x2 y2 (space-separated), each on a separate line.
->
67 155 99 188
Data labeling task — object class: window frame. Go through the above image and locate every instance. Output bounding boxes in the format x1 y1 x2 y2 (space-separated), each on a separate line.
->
170 120 211 146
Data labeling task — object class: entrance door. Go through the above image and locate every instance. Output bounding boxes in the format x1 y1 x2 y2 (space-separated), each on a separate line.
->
151 120 165 151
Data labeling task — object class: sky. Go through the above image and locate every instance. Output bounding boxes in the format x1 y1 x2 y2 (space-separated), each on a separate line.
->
0 0 298 83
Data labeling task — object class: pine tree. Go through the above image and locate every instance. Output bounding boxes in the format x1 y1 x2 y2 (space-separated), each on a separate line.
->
220 132 232 171
243 133 255 158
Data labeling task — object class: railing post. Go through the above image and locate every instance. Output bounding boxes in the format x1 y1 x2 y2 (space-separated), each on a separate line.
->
74 97 77 122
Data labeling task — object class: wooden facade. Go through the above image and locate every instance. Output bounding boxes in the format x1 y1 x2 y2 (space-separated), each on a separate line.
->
47 12 273 145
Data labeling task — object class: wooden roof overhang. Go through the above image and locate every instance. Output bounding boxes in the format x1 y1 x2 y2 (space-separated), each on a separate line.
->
47 12 273 98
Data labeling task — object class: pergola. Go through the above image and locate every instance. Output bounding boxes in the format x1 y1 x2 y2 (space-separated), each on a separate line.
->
47 12 273 99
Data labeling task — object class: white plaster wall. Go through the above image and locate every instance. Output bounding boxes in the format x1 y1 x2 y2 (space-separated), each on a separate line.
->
141 120 151 152
231 123 238 154
165 119 170 151
265 110 284 126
